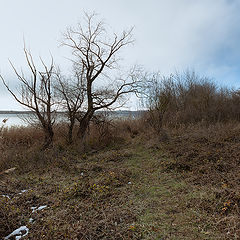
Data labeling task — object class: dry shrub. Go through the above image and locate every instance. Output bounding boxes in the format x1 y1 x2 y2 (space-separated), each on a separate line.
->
53 113 133 148
87 115 114 148
113 118 141 139
53 122 72 145
144 71 240 130
86 115 142 149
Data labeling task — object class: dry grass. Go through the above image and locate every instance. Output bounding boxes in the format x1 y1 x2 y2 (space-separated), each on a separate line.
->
1 118 240 239
0 145 141 239
159 123 240 238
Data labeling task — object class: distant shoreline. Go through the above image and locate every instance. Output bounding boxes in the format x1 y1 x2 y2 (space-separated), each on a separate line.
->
0 110 146 115
0 111 32 114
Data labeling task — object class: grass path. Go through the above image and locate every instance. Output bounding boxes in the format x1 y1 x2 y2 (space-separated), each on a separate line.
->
1 143 224 239
126 144 222 239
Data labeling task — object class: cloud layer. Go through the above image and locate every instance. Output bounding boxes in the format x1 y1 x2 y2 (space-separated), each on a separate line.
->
0 0 240 109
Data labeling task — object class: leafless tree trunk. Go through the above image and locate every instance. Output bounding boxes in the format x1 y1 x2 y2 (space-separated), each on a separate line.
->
0 47 56 149
54 67 85 144
61 12 142 140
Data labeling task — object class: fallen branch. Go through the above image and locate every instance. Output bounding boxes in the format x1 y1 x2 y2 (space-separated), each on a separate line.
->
0 167 16 175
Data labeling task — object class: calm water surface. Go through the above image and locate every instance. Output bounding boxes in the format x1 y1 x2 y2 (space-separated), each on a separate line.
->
0 114 28 127
0 111 143 127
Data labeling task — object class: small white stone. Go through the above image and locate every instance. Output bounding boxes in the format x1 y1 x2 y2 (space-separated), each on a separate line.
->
18 190 28 195
31 205 47 213
1 194 10 199
128 181 132 185
5 226 29 239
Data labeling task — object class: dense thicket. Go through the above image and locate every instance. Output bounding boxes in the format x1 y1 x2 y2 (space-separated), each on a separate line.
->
144 71 240 131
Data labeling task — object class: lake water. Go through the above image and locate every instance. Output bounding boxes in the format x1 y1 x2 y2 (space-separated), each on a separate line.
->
0 114 28 127
0 111 143 127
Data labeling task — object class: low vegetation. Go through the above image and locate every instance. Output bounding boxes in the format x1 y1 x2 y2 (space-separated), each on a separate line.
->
1 105 240 239
0 12 239 238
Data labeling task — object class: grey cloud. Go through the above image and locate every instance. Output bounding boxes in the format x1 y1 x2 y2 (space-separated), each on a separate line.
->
0 0 240 109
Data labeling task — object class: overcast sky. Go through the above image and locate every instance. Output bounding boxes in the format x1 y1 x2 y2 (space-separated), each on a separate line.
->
1 0 240 110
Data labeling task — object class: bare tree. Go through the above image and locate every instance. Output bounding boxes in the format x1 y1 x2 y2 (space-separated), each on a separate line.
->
0 47 56 149
54 67 85 144
62 12 141 140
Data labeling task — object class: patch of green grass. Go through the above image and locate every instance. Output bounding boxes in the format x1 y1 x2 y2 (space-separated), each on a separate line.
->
123 144 224 239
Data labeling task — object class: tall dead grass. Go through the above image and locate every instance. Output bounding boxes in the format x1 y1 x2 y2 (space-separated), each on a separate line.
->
0 115 139 173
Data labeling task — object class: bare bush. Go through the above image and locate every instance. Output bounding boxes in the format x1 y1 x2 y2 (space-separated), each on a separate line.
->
144 71 240 130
